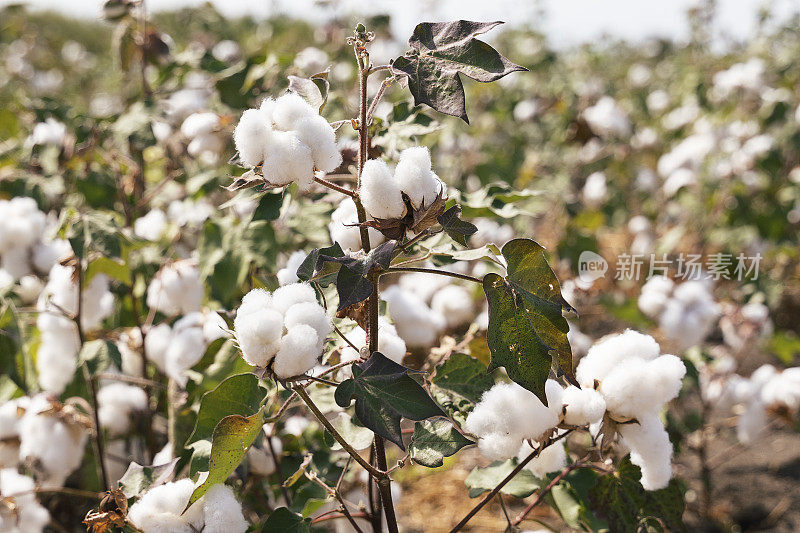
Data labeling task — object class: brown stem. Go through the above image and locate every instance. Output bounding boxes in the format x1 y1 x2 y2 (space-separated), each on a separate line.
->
365 77 393 125
449 431 573 532
374 436 399 533
312 511 369 524
314 175 356 197
383 266 482 284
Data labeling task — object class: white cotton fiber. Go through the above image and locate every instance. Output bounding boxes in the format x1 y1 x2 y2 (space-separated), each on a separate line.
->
561 386 606 425
430 285 475 329
97 383 148 436
575 329 661 387
144 323 172 372
36 338 79 394
0 468 50 533
518 440 568 479
360 159 405 219
262 129 314 189
658 280 719 351
32 238 71 275
234 310 283 367
277 251 307 286
618 413 674 490
272 93 316 131
736 399 768 445
394 146 442 210
329 199 385 252
146 260 203 316
381 285 446 349
134 209 168 241
294 114 342 173
233 108 271 167
599 354 686 419
638 275 674 318
200 483 249 533
273 324 320 378
181 112 219 138
270 282 317 315
238 288 272 316
128 479 197 533
338 318 407 364
283 302 331 345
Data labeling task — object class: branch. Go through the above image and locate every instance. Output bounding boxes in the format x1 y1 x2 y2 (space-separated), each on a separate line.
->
511 459 587 526
382 266 482 284
314 175 356 197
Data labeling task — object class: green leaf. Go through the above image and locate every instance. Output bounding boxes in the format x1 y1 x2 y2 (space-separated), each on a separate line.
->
392 20 526 122
430 353 493 425
588 456 686 533
261 507 312 532
188 373 267 444
483 238 575 404
334 352 444 449
187 410 264 507
252 191 284 222
409 419 473 468
79 339 122 375
85 256 131 285
465 460 539 498
118 459 179 498
296 242 345 287
437 205 477 247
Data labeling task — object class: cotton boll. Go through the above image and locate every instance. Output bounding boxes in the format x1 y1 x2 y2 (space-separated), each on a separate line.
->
618 413 674 490
760 368 800 413
283 302 331 345
81 273 115 330
166 327 207 386
16 275 43 303
583 97 631 138
97 383 148 436
128 479 196 533
273 324 320 378
32 238 71 275
0 269 13 291
36 338 79 394
561 386 606 425
329 199 385 252
582 172 607 209
395 146 442 210
200 483 249 533
600 355 686 419
736 399 768 444
0 397 28 468
262 129 314 189
477 433 524 461
270 282 318 315
247 445 276 476
638 276 674 318
518 440 568 478
237 288 272 317
659 281 719 351
360 159 405 219
233 108 271 167
431 285 475 329
277 251 307 286
235 305 283 366
398 272 450 304
294 115 342 173
1 246 31 279
146 261 204 316
181 112 219 138
576 330 662 387
272 93 316 131
381 285 445 349
144 323 172 373
0 468 50 533
202 312 228 343
339 318 407 364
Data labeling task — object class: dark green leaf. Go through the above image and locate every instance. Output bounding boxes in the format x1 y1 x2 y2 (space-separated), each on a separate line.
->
392 20 526 122
79 339 122 375
187 373 266 444
296 242 345 287
437 205 477 246
409 419 473 467
187 410 264 507
465 460 539 498
252 191 284 222
118 459 179 498
588 456 686 533
334 352 444 449
261 507 311 532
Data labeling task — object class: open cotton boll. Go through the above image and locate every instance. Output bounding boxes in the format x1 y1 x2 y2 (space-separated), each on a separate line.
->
518 440 568 479
272 93 316 131
576 329 662 388
328 199 385 251
583 96 631 138
381 285 445 349
273 324 320 378
638 275 674 318
128 479 198 533
237 288 272 317
134 209 168 241
398 271 450 304
1 246 31 279
270 282 318 315
97 383 148 436
283 302 332 345
166 327 208 386
188 134 225 164
561 386 606 425
277 250 307 286
600 354 686 419
181 112 219 138
144 323 172 373
200 483 249 533
262 129 314 190
31 238 71 275
431 285 475 329
338 318 407 364
233 108 271 167
617 413 674 490
760 367 800 413
659 281 719 351
0 468 50 533
294 115 342 173
394 146 441 210
0 397 28 468
582 172 608 209
360 159 405 220
146 261 203 316
36 338 79 394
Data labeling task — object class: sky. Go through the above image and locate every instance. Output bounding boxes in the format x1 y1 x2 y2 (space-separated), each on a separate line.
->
1 0 797 48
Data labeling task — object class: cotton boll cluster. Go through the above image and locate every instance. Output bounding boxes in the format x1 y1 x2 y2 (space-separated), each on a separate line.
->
134 208 168 241
576 330 686 489
360 147 444 220
583 96 631 138
0 468 50 532
276 250 307 286
234 283 331 378
211 40 240 63
711 58 765 100
97 383 148 436
381 285 446 349
581 171 608 209
233 93 341 189
15 395 88 487
145 311 226 386
146 260 204 316
465 381 564 460
128 479 249 533
181 112 226 164
0 198 65 286
338 317 407 364
328 198 386 252
517 440 567 479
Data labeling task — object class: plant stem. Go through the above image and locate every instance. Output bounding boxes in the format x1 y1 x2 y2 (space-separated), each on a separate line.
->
374 435 399 533
293 385 383 478
365 77 393 125
449 430 572 532
511 460 586 526
314 175 356 197
383 266 482 284
74 255 109 491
